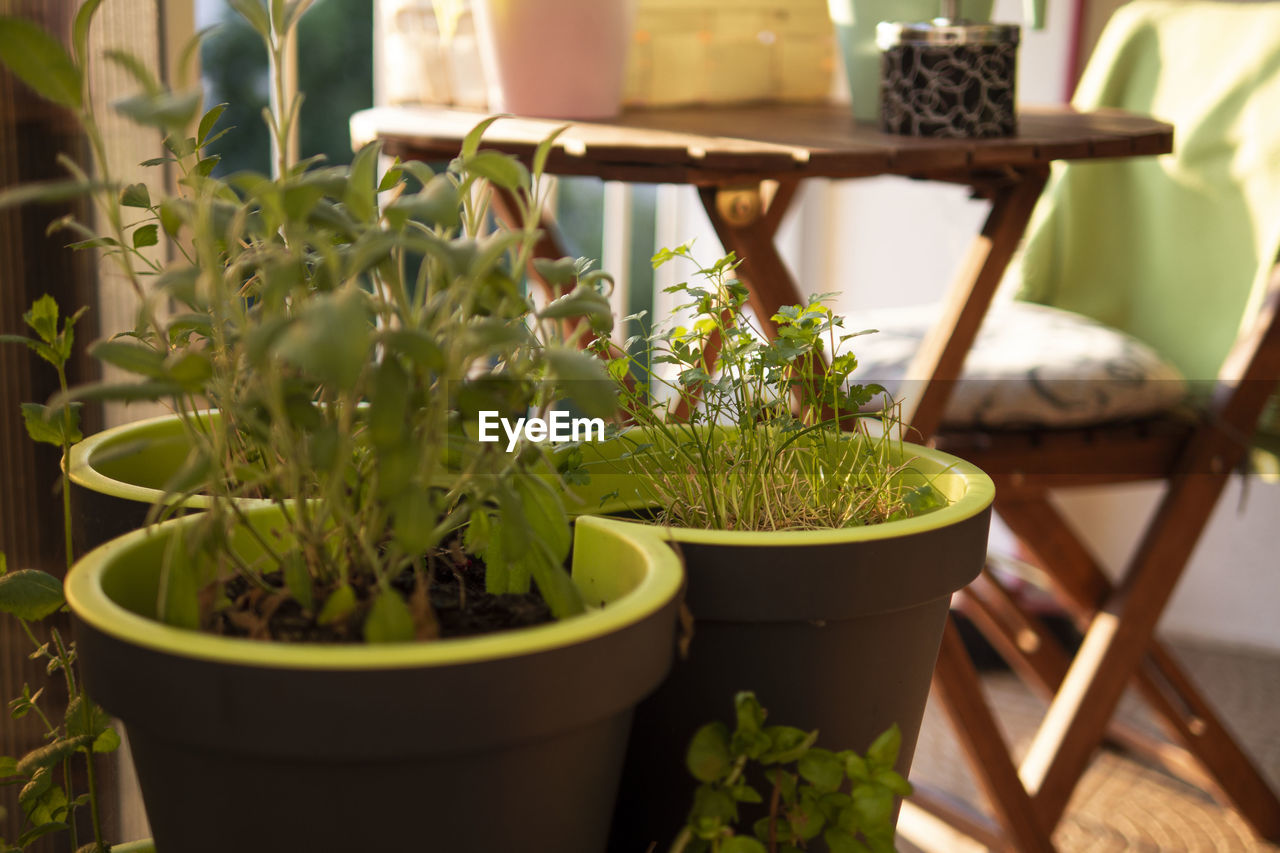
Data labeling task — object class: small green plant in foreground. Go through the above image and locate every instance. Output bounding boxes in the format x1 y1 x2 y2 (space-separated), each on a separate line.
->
591 246 947 531
673 692 911 853
0 300 116 852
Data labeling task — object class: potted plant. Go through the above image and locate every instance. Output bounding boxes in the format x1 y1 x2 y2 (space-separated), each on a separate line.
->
575 247 994 848
1 2 683 850
470 0 636 119
0 301 120 853
672 692 912 853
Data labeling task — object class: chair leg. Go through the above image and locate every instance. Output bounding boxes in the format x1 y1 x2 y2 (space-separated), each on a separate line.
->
955 566 1076 698
929 617 1058 853
957 565 1221 794
1001 476 1280 841
997 492 1280 841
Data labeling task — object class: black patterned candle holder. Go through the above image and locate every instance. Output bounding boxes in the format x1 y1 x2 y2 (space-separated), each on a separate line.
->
876 19 1020 138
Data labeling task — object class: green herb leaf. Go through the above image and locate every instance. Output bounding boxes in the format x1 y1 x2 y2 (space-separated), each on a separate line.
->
64 697 111 741
364 589 414 643
16 737 85 776
513 476 570 564
462 151 528 192
844 751 870 783
0 17 82 109
531 125 568 180
317 583 356 626
544 347 616 419
89 339 167 378
275 288 371 390
22 294 58 344
197 103 228 146
384 174 460 230
690 785 737 837
798 748 844 793
823 827 870 853
132 223 159 248
92 727 121 754
281 554 314 614
18 767 52 805
0 570 64 621
20 402 81 446
120 182 151 209
228 0 271 37
531 256 579 287
525 542 583 618
460 115 504 159
687 721 732 782
114 89 203 131
369 357 409 450
538 283 614 334
391 486 438 555
0 179 97 212
343 140 382 224
849 784 894 831
72 0 106 68
761 726 819 765
104 49 161 96
866 724 901 770
164 350 213 389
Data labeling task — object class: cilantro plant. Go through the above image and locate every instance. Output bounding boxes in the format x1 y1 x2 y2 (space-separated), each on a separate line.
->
590 245 946 531
0 0 617 643
673 692 911 853
0 300 116 852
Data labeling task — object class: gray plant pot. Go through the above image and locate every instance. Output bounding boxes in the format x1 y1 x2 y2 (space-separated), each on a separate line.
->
66 507 684 853
570 434 994 850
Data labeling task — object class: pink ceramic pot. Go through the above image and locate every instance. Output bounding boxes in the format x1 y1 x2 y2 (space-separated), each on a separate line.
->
472 0 635 119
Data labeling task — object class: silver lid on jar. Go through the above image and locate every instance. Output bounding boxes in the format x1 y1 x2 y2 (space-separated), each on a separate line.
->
876 19 1021 49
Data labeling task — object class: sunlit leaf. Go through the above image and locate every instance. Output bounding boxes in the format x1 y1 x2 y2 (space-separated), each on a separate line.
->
0 570 64 621
0 17 82 109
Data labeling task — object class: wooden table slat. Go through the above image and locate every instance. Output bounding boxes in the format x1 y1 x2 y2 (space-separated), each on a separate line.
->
352 103 1174 185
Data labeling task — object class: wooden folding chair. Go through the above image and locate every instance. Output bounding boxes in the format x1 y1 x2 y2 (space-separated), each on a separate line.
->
877 2 1280 848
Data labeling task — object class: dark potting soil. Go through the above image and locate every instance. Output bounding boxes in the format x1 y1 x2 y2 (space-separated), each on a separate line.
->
206 545 554 643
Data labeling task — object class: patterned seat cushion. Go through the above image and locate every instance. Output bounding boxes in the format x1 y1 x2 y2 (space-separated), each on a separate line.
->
849 301 1188 428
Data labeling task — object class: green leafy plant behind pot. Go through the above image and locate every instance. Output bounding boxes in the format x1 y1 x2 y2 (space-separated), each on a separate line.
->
0 288 116 850
674 691 910 853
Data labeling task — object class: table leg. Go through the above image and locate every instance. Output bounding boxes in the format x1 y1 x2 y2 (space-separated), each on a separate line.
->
489 185 573 303
903 169 1048 441
696 181 802 342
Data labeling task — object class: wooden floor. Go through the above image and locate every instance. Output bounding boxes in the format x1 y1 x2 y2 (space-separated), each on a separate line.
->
903 639 1280 852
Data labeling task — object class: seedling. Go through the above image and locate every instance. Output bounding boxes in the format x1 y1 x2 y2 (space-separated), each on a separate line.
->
673 692 911 853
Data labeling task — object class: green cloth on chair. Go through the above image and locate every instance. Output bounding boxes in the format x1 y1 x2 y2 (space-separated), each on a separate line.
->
1011 0 1280 392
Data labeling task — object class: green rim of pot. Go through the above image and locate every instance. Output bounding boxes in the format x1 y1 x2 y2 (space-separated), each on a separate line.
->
567 433 995 545
67 411 222 509
65 511 683 670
